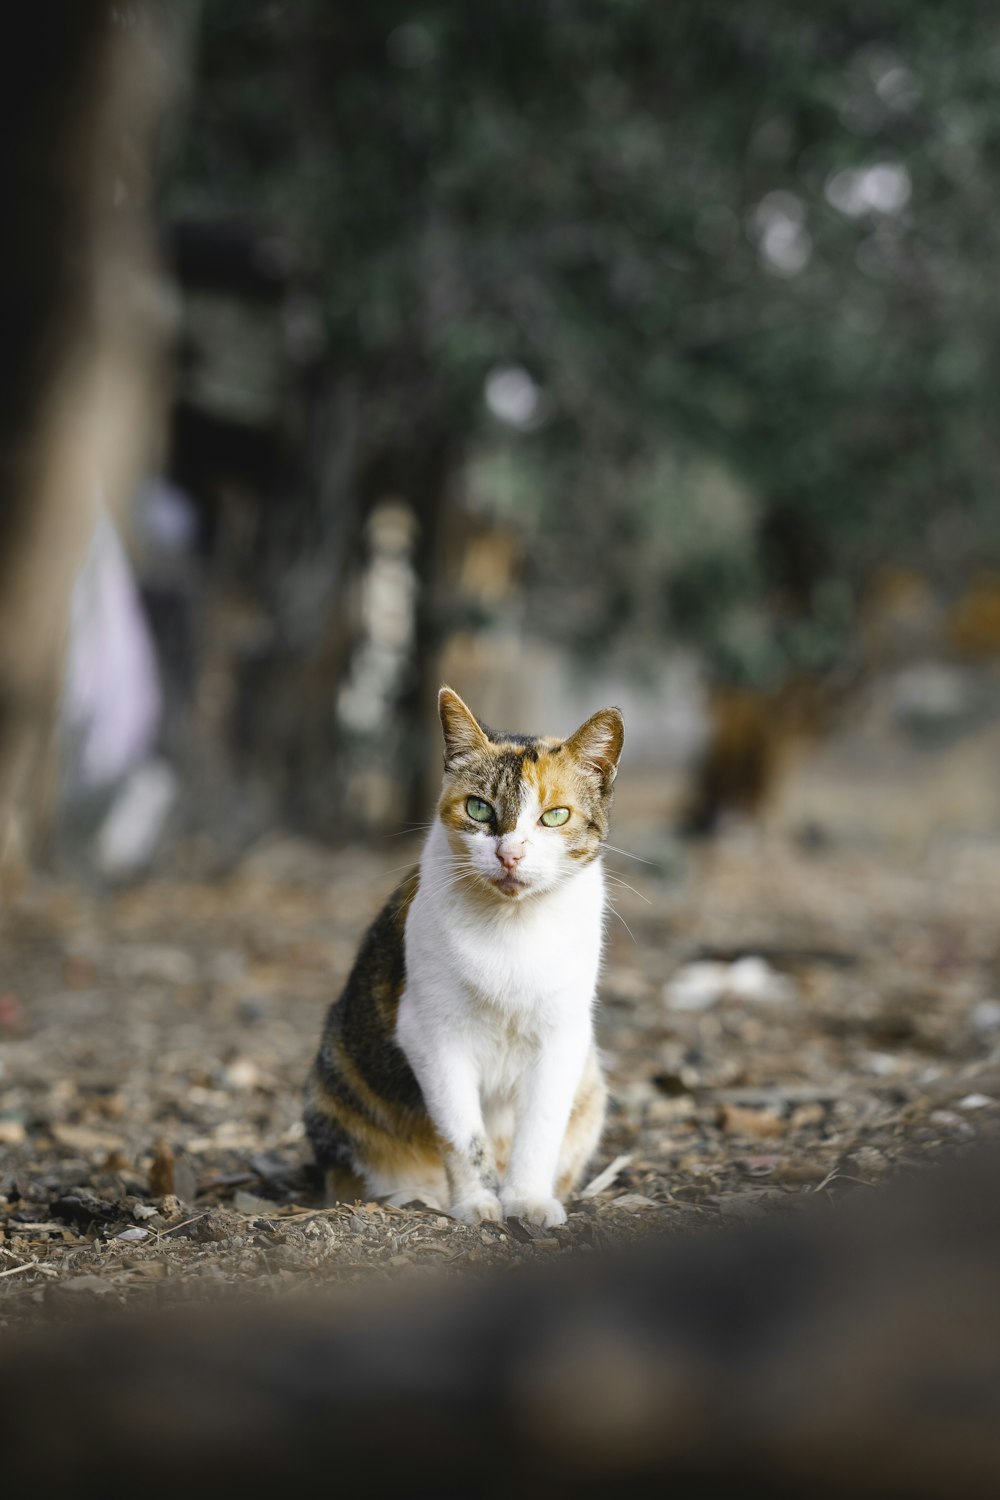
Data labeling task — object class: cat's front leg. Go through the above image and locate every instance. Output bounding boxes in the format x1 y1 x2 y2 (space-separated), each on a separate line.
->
443 1130 503 1224
397 1013 501 1223
502 1020 591 1228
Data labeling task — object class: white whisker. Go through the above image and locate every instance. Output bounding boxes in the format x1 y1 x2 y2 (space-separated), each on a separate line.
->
416 866 482 903
605 899 637 944
603 872 651 904
603 843 656 866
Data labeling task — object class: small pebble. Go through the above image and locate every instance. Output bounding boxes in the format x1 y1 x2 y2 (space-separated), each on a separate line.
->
224 1058 260 1090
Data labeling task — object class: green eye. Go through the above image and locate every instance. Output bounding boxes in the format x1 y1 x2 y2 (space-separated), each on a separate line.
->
540 806 571 827
466 796 494 823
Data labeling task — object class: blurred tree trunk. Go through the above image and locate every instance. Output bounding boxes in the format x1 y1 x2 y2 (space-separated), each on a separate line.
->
681 497 844 836
0 3 174 864
399 434 461 824
680 684 784 835
328 429 460 836
680 675 841 837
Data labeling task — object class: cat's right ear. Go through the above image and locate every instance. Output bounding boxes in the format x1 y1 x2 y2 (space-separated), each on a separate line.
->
438 686 489 769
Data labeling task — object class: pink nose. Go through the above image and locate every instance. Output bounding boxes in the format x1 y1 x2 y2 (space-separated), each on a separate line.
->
496 845 524 873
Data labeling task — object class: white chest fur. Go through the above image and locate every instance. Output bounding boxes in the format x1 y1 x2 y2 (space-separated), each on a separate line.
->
402 821 605 1027
393 817 609 1226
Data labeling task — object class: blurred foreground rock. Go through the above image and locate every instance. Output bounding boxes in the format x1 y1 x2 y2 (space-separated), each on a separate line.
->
1 1151 998 1497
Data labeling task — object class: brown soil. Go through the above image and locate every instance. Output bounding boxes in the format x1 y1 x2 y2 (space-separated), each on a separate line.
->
2 825 999 1326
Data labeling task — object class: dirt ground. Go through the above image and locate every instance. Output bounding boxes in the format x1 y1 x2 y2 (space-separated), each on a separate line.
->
2 791 1000 1327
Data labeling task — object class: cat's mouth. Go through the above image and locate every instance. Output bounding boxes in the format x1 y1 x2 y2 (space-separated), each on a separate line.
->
491 871 531 897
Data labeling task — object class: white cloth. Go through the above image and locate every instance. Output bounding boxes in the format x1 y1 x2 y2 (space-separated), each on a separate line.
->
63 511 162 791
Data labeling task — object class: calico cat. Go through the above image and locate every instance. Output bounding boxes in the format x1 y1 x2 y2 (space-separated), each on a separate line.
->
304 687 624 1227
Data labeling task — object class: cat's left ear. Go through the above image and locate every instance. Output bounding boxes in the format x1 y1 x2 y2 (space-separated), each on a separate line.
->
565 707 625 785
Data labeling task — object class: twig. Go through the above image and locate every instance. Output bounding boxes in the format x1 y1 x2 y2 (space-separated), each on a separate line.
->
811 1169 877 1194
0 1259 42 1280
156 1212 212 1240
278 1204 375 1222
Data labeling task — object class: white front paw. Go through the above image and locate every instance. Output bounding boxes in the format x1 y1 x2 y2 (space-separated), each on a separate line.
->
502 1195 567 1228
451 1189 503 1224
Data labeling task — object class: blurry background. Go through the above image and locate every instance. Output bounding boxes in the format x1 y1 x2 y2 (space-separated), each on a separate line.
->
28 0 1000 877
4 1 1000 1377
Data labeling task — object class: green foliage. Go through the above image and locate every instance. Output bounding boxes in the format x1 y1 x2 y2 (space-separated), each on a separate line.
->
173 0 1000 684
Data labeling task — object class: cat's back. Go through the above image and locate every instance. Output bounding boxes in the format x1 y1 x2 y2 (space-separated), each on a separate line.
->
306 867 438 1193
332 870 416 1026
313 869 424 1107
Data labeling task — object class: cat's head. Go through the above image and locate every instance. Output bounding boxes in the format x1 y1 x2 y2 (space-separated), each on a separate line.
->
436 686 624 901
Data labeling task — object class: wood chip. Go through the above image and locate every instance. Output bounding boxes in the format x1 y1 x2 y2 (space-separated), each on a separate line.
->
717 1105 786 1139
580 1153 633 1197
148 1138 175 1197
51 1122 125 1153
608 1193 658 1211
